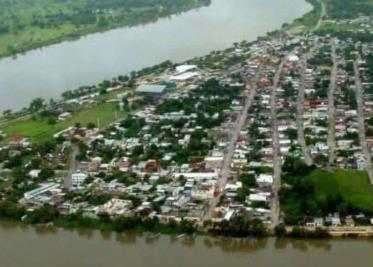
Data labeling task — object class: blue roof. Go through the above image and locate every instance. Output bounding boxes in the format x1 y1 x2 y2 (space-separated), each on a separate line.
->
136 84 166 94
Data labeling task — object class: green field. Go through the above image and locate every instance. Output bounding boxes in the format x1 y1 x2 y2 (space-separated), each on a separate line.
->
1 102 125 143
307 169 373 213
281 168 373 224
317 23 362 33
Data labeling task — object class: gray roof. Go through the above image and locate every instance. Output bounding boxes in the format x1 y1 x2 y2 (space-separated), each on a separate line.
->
136 84 166 94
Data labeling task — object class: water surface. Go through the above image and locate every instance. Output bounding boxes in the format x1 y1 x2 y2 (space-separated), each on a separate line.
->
1 221 372 267
0 0 311 111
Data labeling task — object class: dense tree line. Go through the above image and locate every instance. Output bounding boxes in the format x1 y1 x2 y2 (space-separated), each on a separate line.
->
325 0 373 19
0 0 210 56
0 0 210 33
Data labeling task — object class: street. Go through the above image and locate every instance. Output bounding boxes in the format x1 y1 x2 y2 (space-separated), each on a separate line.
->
297 56 314 166
327 39 337 167
269 57 286 229
354 57 373 185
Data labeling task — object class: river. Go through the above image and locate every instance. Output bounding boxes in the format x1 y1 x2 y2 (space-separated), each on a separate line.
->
0 221 372 267
0 0 311 112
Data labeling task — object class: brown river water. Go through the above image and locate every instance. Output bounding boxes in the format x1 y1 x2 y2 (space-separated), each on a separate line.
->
0 221 372 267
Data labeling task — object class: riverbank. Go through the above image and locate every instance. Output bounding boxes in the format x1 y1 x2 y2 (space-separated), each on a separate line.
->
0 0 317 139
1 0 373 242
0 0 313 113
0 221 372 267
0 0 210 59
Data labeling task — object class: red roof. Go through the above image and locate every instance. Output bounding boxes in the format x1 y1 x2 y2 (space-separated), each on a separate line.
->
11 134 24 142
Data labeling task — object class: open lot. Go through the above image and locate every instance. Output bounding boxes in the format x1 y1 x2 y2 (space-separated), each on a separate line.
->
307 169 373 213
1 102 125 143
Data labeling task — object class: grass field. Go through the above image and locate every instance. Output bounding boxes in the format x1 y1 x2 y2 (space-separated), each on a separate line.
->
307 169 373 213
1 102 125 143
317 23 362 33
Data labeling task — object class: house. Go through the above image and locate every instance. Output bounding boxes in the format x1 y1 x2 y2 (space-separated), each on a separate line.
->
331 216 342 227
28 169 41 179
71 172 88 188
136 84 166 94
176 65 197 74
345 216 355 227
224 182 243 198
98 199 133 216
256 174 273 185
314 217 324 227
356 157 367 170
58 112 72 121
136 84 166 100
24 183 60 200
118 157 131 172
9 135 28 146
149 175 160 185
247 192 270 203
204 156 224 170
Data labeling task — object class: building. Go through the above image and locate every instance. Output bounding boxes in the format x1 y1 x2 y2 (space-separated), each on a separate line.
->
136 84 166 100
24 183 60 200
71 172 88 188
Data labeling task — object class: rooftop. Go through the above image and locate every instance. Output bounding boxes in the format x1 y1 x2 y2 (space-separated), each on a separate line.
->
136 84 166 94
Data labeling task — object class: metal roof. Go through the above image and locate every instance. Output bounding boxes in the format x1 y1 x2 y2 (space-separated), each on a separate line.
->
136 84 166 94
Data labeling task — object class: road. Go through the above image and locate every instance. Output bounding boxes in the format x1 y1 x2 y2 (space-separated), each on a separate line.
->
65 143 79 188
269 57 287 229
327 40 337 167
203 73 259 221
354 58 373 186
297 57 313 166
312 0 326 32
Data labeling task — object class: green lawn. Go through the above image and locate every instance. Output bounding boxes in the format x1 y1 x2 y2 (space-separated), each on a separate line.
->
317 23 362 33
307 169 373 213
1 102 125 143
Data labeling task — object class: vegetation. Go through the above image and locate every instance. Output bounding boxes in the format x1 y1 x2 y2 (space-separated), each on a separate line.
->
289 226 330 238
1 102 125 143
324 0 373 19
208 217 267 237
280 161 373 225
0 0 210 58
293 0 322 30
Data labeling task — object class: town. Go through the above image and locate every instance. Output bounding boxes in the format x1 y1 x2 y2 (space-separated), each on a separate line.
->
1 12 373 238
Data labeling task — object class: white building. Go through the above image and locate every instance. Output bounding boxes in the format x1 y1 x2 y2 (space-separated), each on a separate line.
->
71 172 88 188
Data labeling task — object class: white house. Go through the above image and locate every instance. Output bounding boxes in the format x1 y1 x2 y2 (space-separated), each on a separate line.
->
71 172 88 188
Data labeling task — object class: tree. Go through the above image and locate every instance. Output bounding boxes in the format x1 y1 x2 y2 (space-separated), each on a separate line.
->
2 109 12 117
275 223 287 238
0 200 25 220
234 186 250 203
38 167 55 180
240 173 257 188
87 122 96 129
47 117 57 125
29 98 44 113
26 204 59 224
368 117 373 126
5 155 23 168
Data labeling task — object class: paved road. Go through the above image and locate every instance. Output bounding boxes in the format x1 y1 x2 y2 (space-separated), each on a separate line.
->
65 143 79 188
354 58 373 186
203 73 260 221
297 57 313 166
312 0 326 32
327 40 337 167
269 57 287 229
